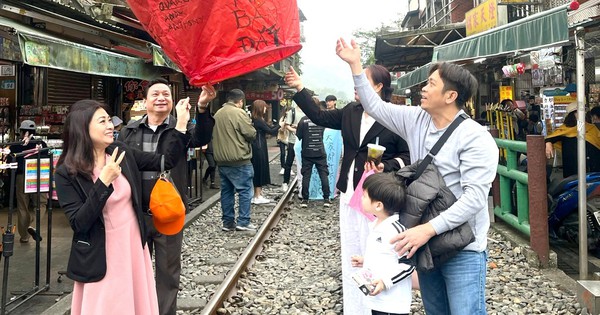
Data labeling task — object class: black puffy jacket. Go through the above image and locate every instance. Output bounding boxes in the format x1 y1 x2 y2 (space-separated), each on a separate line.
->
396 161 475 271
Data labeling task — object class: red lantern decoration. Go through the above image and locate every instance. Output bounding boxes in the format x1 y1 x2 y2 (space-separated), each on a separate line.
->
126 0 302 86
516 63 525 75
569 1 580 10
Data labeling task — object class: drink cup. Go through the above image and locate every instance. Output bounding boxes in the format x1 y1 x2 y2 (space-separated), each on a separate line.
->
367 144 386 165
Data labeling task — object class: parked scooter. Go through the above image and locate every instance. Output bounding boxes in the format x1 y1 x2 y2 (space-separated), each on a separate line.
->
547 172 600 252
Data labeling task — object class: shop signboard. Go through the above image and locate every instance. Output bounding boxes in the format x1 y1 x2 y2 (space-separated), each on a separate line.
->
0 65 15 76
0 80 15 89
24 158 50 193
0 37 22 62
245 89 284 100
499 86 513 102
553 95 577 104
466 0 498 36
123 79 149 103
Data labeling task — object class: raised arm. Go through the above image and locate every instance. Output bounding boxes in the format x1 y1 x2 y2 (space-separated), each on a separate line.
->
190 85 216 147
336 38 419 139
285 66 343 130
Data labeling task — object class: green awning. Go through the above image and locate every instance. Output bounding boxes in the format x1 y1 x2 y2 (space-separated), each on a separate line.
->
0 16 160 80
432 6 569 63
395 63 431 92
19 33 159 80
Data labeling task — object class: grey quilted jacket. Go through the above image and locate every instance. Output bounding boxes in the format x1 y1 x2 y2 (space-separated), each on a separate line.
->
396 161 475 271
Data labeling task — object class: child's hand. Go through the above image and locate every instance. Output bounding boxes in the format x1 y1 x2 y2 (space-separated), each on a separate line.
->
369 279 385 296
350 255 363 267
364 161 384 173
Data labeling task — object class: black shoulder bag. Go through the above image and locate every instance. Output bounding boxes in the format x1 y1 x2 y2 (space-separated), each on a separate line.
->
399 113 476 271
408 113 468 185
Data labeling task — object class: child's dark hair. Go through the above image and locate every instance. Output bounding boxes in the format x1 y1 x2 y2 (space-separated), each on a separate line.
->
362 172 407 216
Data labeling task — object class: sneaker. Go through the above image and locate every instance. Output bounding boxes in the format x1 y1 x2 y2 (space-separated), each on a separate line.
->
254 196 271 204
28 226 42 242
281 183 289 192
236 223 257 231
222 225 235 232
279 168 285 175
300 201 308 208
209 182 218 189
251 198 256 204
323 201 332 208
291 170 295 176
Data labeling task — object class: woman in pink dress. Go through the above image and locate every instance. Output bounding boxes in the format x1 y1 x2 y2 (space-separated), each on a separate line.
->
55 99 191 314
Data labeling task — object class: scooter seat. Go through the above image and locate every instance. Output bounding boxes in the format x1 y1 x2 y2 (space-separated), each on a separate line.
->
548 174 578 197
548 172 600 197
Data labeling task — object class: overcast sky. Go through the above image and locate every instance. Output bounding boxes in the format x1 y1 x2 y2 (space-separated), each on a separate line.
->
295 0 407 101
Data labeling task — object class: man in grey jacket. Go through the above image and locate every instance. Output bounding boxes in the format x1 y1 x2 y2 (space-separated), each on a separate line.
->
212 89 257 231
337 38 498 314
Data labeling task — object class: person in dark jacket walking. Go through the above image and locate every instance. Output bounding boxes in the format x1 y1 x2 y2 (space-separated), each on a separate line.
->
250 100 280 204
285 65 410 314
296 114 330 208
118 78 215 315
55 99 191 314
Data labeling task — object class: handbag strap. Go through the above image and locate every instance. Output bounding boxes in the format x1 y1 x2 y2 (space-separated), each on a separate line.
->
160 156 165 173
413 113 469 180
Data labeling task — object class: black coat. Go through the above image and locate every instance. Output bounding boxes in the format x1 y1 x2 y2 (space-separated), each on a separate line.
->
55 131 189 282
293 88 410 192
119 111 214 211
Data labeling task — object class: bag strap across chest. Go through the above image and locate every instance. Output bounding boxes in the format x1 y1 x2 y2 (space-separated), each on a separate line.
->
413 113 469 181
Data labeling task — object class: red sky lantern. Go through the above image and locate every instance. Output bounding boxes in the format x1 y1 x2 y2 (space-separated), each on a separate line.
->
127 0 302 86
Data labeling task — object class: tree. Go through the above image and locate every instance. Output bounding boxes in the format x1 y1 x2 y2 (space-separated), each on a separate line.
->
352 13 405 65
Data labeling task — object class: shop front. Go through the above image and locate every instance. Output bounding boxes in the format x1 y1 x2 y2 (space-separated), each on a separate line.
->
0 15 173 145
0 26 23 141
395 3 571 111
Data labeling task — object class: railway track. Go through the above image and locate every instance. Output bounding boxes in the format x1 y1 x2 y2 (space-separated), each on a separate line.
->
201 178 298 314
179 175 343 314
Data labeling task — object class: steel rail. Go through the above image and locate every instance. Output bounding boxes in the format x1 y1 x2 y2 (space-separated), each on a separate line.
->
201 177 298 315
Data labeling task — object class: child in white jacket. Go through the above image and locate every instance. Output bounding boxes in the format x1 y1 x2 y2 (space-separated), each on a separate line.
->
351 172 415 315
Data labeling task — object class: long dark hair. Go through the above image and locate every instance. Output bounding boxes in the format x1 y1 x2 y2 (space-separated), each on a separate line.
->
367 64 393 102
57 100 110 179
251 100 267 121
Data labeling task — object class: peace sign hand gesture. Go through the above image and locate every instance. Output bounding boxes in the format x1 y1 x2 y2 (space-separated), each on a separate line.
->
98 147 125 186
